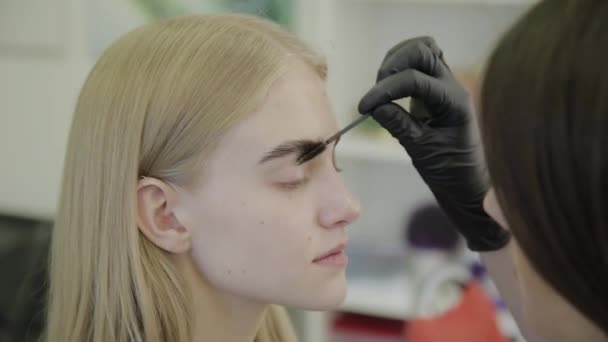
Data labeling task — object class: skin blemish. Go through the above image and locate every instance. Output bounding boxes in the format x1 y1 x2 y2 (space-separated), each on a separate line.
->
242 269 246 275
227 269 232 275
307 236 312 242
259 220 265 225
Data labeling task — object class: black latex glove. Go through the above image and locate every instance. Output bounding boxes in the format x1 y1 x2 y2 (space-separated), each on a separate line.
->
358 37 510 252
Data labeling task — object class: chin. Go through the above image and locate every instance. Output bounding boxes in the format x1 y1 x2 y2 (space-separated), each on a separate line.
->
317 290 347 310
301 274 348 310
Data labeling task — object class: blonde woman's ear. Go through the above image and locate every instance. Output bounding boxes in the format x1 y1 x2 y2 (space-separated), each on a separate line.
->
136 177 191 254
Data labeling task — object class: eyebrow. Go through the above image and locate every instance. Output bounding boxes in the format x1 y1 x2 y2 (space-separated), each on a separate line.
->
258 139 324 164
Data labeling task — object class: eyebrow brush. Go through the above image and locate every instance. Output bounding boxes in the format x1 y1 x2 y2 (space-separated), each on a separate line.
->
296 113 371 165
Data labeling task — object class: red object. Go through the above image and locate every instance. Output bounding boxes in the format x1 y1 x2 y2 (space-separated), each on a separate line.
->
332 313 404 342
405 281 507 342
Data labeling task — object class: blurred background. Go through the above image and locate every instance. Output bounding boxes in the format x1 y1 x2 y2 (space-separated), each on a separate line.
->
0 0 536 341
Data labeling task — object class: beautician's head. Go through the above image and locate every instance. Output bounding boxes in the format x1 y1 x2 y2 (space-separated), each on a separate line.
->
481 0 608 340
47 15 359 342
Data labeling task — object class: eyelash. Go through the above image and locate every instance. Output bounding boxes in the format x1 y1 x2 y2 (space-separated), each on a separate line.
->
278 178 310 190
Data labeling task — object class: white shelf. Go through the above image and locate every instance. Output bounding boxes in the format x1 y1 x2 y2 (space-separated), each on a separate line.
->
338 248 474 321
337 135 411 164
340 269 471 321
340 0 536 5
341 274 415 320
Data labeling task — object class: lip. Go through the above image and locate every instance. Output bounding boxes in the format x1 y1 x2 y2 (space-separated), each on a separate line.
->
313 243 348 267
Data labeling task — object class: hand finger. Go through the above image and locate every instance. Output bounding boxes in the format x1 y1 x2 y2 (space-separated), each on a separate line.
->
371 103 425 143
360 69 450 114
422 37 452 72
377 37 450 82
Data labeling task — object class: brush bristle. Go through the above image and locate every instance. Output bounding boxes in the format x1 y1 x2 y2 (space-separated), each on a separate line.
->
296 143 327 165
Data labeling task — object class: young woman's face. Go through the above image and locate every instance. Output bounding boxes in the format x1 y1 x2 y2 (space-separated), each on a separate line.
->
175 60 360 309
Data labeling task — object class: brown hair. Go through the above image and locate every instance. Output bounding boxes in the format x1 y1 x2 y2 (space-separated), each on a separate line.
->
481 0 608 334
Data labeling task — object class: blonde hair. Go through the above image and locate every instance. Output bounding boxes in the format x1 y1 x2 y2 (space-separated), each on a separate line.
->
46 15 326 342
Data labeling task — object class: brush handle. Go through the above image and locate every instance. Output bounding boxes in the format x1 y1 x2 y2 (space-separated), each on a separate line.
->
325 113 371 144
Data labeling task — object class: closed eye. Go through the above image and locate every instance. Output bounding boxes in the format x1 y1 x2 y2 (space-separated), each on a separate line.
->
277 178 310 191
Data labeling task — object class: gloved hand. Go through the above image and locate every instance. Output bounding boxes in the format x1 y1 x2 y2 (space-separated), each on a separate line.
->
358 37 510 252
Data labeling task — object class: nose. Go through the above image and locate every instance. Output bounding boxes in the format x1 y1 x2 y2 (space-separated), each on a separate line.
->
317 176 361 229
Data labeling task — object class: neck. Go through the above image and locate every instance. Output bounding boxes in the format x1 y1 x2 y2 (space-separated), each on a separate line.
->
550 307 607 342
175 255 267 342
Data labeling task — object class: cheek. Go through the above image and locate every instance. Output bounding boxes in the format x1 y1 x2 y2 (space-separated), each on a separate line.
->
193 203 311 261
181 180 348 309
185 186 317 293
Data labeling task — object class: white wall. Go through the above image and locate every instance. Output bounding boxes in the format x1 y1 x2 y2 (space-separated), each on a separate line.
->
0 0 92 219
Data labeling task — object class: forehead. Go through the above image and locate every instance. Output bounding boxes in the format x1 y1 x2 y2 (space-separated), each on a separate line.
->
223 61 337 152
